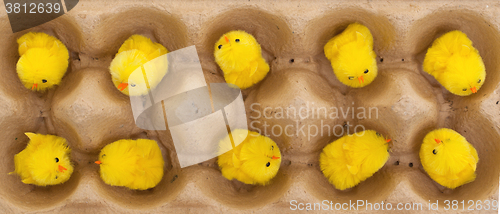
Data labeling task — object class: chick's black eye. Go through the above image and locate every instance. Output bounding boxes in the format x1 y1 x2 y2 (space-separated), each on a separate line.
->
55 157 59 163
42 79 47 83
218 45 222 49
235 39 240 42
478 79 481 83
266 162 270 167
432 149 437 155
130 83 136 87
463 88 467 91
364 69 369 74
55 176 58 179
376 132 381 136
271 145 274 150
102 154 106 158
348 76 354 80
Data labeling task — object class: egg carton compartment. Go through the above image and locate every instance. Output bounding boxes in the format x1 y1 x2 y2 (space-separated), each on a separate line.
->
245 68 345 155
0 0 499 213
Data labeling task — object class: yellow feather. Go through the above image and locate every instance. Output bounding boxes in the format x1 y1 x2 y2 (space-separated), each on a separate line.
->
423 31 486 96
109 35 168 96
214 30 270 89
419 128 478 189
10 133 73 186
97 139 164 190
319 130 390 190
324 23 378 88
16 32 69 91
217 129 281 185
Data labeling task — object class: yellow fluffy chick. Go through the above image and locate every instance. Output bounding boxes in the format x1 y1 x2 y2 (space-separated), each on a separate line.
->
10 133 73 186
423 31 486 96
324 23 378 88
420 128 478 189
214 30 270 89
320 130 390 190
109 35 168 96
16 32 69 91
95 139 164 190
217 129 281 185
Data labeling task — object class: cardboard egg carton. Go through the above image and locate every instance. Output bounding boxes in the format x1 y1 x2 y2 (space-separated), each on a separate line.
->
0 0 499 213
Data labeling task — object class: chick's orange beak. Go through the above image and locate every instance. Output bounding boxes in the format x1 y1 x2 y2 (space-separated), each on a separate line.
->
435 139 441 144
224 35 229 43
471 87 477 93
118 83 128 91
31 83 38 90
271 156 280 160
358 76 364 84
386 139 391 143
58 165 67 172
95 161 102 165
